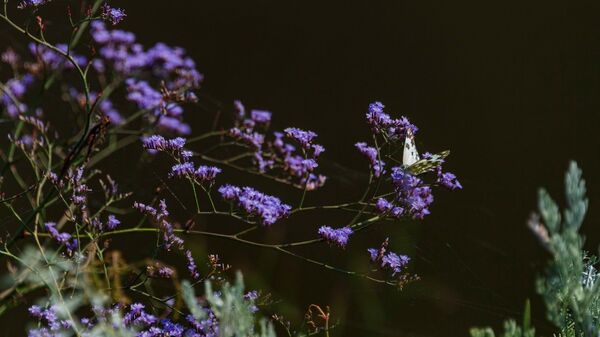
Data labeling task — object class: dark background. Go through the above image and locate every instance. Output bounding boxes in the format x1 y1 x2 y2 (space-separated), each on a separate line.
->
4 0 600 336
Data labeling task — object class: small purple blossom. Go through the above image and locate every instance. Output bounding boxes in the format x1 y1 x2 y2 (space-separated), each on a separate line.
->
194 166 222 184
390 167 433 219
45 222 78 254
437 170 462 190
142 135 188 158
123 303 157 327
107 214 120 230
218 185 291 225
368 239 410 276
1 74 34 118
185 250 200 279
228 128 264 149
375 198 404 218
381 252 410 276
355 142 385 177
365 101 417 140
17 0 49 9
318 226 353 248
101 4 126 25
134 200 183 250
250 110 272 124
218 184 241 200
284 127 317 149
170 162 195 178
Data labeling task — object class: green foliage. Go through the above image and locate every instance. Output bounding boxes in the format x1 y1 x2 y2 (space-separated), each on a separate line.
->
184 272 276 337
535 161 599 337
471 161 600 337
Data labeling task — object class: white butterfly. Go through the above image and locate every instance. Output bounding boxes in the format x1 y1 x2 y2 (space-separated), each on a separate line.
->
402 128 450 175
402 129 419 167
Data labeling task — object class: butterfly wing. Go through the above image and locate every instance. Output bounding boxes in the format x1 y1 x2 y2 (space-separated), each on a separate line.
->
402 129 419 167
406 150 450 175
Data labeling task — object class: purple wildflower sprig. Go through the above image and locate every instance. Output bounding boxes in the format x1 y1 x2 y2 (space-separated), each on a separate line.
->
45 222 79 254
134 199 184 250
101 3 126 25
367 238 418 288
318 226 353 248
224 101 327 191
365 101 418 142
218 184 292 226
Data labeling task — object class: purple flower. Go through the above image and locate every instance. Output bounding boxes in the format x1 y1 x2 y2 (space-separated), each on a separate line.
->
283 156 318 178
284 127 317 149
145 42 204 89
390 167 433 219
228 128 264 149
1 74 34 118
106 215 120 230
250 110 272 124
365 101 417 140
301 173 327 191
185 250 200 279
134 200 183 250
381 252 410 276
375 198 404 218
123 303 157 327
219 185 291 225
368 239 410 276
90 22 147 75
126 79 164 111
29 43 87 71
45 222 78 254
17 0 49 9
170 163 221 184
355 142 385 177
157 266 174 278
170 162 195 178
101 4 126 25
158 116 191 135
142 135 187 156
218 184 241 200
437 170 462 190
194 166 222 184
318 226 353 248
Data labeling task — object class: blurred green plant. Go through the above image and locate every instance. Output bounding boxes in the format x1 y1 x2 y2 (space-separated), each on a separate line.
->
471 161 600 337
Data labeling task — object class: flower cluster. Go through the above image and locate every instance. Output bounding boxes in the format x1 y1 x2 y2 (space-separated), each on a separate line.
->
391 167 434 219
318 226 353 248
143 134 223 186
134 200 184 250
227 101 327 190
0 74 34 117
45 222 78 254
218 185 291 225
355 142 385 177
101 3 126 25
367 239 410 276
170 163 221 185
28 305 71 336
365 101 417 141
185 250 201 280
29 43 87 71
142 135 188 157
17 0 50 9
147 262 175 279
